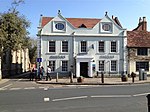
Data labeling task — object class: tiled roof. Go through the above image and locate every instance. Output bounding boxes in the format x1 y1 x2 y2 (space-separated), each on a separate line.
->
41 17 101 28
127 31 150 47
41 17 53 27
66 18 101 28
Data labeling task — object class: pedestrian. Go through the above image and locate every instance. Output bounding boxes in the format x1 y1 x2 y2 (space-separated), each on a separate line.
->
40 66 45 80
46 66 52 81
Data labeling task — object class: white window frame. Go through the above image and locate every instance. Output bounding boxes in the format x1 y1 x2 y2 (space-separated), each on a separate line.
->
53 21 66 32
61 41 69 53
99 60 105 72
100 22 113 33
98 41 105 53
80 41 87 53
110 60 117 72
48 60 56 72
61 61 68 72
48 41 56 53
110 41 118 53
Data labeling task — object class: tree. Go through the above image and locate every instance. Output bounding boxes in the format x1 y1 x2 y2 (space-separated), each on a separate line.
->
28 38 37 64
0 0 30 77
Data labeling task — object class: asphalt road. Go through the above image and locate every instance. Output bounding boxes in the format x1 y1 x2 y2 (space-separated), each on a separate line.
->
0 82 150 112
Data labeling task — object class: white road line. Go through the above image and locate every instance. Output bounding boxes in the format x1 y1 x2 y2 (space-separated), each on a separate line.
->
52 96 88 102
44 88 48 91
39 87 45 89
91 95 131 98
44 98 50 102
0 84 12 90
24 87 36 90
17 79 23 81
10 88 21 90
133 92 150 97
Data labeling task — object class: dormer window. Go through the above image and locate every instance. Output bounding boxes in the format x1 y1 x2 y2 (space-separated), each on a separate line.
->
78 24 87 28
53 21 66 32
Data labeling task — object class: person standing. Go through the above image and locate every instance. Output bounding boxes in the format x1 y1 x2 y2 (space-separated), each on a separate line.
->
46 66 52 81
40 66 45 80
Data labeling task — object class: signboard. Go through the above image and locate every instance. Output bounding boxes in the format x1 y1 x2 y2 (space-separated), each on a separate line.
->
99 55 114 59
37 58 42 62
49 56 65 59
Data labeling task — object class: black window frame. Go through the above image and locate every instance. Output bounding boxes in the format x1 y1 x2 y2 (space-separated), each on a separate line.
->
99 41 105 52
81 41 87 52
137 48 148 56
111 41 117 52
136 61 149 71
49 41 55 52
62 41 68 52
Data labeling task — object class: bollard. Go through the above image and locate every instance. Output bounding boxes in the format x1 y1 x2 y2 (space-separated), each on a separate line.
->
56 72 58 82
101 72 104 83
97 71 99 77
147 94 150 112
70 72 73 83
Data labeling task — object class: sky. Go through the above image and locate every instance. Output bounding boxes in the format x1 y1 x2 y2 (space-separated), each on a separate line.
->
1 0 150 38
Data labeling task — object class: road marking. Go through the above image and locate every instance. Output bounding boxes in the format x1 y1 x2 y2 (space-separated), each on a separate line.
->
91 95 131 98
17 79 23 81
10 88 21 90
44 88 48 91
133 92 150 97
44 98 50 102
0 84 12 90
52 96 88 102
24 87 35 90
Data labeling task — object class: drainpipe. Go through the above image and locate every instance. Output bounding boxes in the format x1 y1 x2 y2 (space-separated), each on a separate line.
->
71 32 75 76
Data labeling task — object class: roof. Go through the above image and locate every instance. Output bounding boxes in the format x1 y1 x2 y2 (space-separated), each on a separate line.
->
66 18 101 28
127 31 150 47
41 17 101 28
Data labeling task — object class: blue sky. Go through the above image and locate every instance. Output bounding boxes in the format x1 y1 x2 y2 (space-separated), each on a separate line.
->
1 0 150 38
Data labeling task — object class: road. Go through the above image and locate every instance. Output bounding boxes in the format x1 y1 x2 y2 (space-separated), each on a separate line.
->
0 76 150 112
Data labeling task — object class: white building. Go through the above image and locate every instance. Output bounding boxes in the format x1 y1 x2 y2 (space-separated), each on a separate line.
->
38 11 127 77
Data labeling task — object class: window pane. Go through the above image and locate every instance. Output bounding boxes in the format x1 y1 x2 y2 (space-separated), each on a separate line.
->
111 60 117 71
62 61 68 71
111 41 117 52
49 61 55 71
99 61 104 71
137 48 148 55
62 41 68 52
99 41 104 52
49 41 55 52
81 41 87 52
136 62 149 71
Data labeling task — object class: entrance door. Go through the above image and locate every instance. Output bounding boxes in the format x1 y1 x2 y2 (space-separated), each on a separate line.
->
80 62 88 77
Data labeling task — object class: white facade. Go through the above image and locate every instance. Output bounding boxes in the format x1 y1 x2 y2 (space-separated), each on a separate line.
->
38 11 127 77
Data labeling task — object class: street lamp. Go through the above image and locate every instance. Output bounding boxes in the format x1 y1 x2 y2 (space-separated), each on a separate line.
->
37 25 42 80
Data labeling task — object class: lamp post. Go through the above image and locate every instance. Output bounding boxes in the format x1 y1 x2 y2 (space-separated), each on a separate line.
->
37 27 42 80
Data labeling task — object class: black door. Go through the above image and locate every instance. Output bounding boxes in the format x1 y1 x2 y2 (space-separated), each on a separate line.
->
80 62 88 77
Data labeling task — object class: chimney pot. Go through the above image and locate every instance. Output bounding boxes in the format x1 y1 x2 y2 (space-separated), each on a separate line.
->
143 17 146 22
139 17 142 23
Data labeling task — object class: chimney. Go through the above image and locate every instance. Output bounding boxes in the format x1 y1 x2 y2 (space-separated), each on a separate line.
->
139 17 142 24
142 17 147 31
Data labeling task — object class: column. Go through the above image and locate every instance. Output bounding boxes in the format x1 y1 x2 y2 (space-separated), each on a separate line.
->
76 61 80 77
88 61 93 77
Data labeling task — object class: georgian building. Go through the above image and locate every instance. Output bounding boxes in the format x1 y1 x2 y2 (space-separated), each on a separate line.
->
38 11 127 77
127 17 150 75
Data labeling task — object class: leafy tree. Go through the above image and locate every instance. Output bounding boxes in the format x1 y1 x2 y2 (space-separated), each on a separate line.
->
0 0 30 76
28 38 37 64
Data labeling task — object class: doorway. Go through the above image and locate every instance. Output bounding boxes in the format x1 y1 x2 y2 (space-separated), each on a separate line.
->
80 62 88 77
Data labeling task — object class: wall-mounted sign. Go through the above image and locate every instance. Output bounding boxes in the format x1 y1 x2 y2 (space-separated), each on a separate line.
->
99 55 114 59
49 56 65 59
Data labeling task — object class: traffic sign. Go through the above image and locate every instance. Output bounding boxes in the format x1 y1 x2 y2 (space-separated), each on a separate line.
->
37 58 42 62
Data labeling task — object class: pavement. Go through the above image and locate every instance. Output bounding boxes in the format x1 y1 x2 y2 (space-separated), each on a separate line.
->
36 76 150 85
